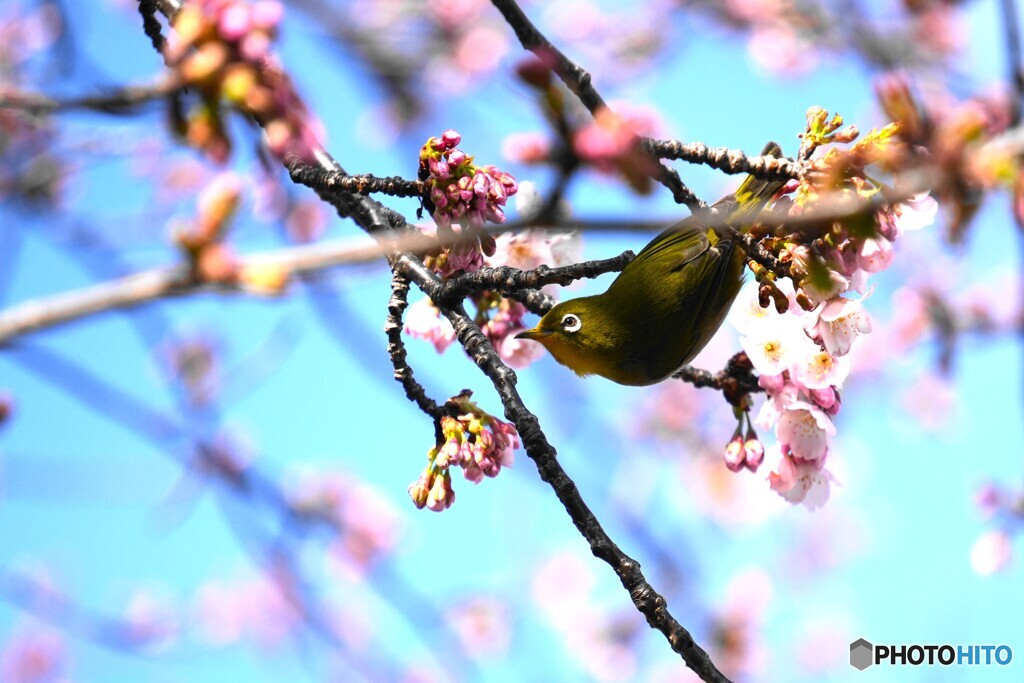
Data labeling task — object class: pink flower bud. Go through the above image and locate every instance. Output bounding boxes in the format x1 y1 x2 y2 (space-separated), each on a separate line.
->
408 471 433 509
744 439 765 471
429 157 450 181
448 149 467 167
724 435 745 472
810 386 838 411
831 125 859 143
442 129 461 148
426 472 454 511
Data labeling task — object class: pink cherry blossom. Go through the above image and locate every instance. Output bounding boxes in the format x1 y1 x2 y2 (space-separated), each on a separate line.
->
754 376 799 428
857 237 894 273
776 401 835 463
766 446 834 510
487 227 581 271
741 314 818 376
813 296 872 356
448 598 512 659
502 131 552 164
894 192 938 234
793 349 850 390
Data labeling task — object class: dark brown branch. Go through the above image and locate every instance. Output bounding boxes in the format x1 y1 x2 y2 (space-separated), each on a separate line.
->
294 161 730 677
136 2 733 675
287 166 425 198
0 81 179 115
506 287 557 315
433 251 635 306
385 271 442 418
489 0 606 115
656 164 708 212
137 0 166 52
427 296 731 683
489 0 706 208
674 352 763 408
641 138 801 181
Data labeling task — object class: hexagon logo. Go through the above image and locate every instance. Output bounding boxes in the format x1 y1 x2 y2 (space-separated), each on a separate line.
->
850 638 874 670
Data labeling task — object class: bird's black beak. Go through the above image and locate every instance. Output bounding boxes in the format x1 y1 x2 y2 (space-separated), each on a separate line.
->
515 327 551 341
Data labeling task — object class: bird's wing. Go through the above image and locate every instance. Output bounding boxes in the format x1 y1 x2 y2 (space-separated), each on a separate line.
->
628 218 709 273
628 141 783 273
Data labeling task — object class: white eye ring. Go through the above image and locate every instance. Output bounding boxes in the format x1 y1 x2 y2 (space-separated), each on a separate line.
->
561 313 582 333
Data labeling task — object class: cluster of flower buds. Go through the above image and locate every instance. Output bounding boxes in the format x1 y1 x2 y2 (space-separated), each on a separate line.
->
406 191 582 369
171 172 289 294
408 393 519 512
419 129 518 276
164 0 321 162
723 420 765 473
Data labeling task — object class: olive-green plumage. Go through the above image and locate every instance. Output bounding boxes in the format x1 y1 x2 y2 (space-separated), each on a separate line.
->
516 142 785 386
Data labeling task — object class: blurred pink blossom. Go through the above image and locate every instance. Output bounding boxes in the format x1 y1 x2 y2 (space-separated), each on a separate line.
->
404 298 456 353
894 193 939 234
970 530 1012 575
123 588 179 651
502 132 551 164
0 627 65 683
448 597 512 658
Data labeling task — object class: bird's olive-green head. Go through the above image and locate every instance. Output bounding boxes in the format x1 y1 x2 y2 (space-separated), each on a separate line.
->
515 296 634 382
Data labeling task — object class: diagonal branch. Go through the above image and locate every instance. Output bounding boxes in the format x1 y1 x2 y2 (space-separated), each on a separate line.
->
489 0 706 210
143 2 730 678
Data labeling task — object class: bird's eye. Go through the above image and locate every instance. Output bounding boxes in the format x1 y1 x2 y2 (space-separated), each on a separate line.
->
561 313 582 333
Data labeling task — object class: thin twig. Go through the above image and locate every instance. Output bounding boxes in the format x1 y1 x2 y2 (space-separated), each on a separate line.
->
489 0 606 115
0 81 179 115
